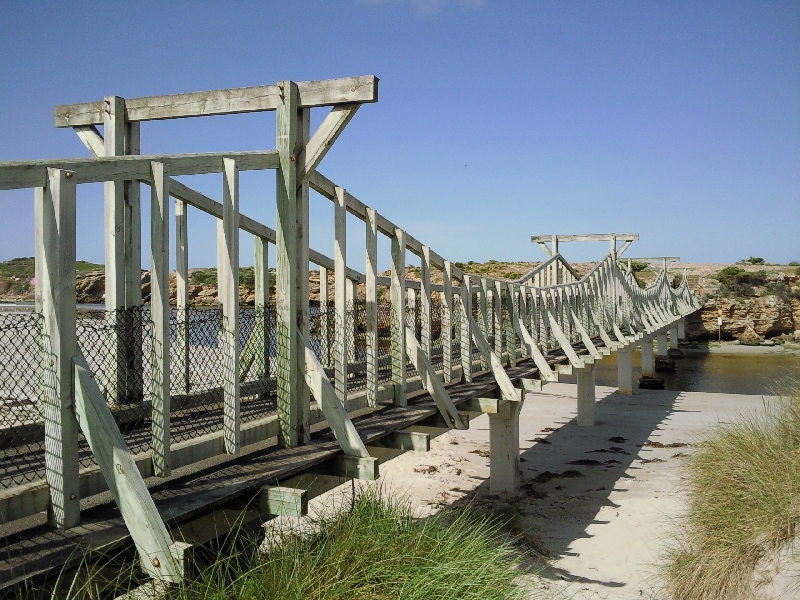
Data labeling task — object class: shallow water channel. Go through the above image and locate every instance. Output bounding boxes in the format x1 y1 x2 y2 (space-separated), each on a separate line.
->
561 345 800 396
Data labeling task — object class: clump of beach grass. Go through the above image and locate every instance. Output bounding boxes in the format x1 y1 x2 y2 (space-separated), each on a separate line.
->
20 486 533 599
662 376 800 599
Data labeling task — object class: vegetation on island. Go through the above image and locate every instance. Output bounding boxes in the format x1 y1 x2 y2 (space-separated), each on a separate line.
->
0 257 102 298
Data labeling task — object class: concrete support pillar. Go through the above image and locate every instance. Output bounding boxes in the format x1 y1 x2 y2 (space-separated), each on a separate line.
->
670 325 679 349
576 362 596 426
677 319 685 340
657 330 668 356
641 337 654 377
489 400 524 494
617 345 633 395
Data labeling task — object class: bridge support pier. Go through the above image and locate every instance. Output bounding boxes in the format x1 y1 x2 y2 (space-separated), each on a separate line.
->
617 345 633 395
489 399 524 493
669 325 679 350
576 362 596 426
677 318 685 340
657 330 668 356
641 336 654 377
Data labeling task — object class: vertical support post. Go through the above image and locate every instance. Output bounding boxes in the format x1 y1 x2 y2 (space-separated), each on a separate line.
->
36 168 80 529
334 186 348 404
175 199 190 394
390 228 406 406
150 162 171 476
276 80 300 448
657 330 668 356
669 325 679 350
319 265 330 368
365 208 378 406
103 96 127 407
254 236 270 380
489 400 524 494
617 345 633 395
493 281 503 362
442 260 454 384
677 318 685 340
641 336 654 376
460 275 473 383
296 106 311 444
221 158 240 455
420 246 432 357
576 362 596 426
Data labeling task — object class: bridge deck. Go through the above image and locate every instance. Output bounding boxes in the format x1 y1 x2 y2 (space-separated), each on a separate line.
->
0 347 591 588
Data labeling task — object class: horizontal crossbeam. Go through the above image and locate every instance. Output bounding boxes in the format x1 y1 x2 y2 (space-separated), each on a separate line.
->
54 76 379 127
531 233 639 242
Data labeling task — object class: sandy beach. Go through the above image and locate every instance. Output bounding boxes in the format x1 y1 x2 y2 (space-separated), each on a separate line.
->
292 381 772 598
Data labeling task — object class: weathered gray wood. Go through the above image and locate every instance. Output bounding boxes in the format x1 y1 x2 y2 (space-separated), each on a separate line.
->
334 186 348 404
404 326 466 430
73 348 181 581
175 199 190 394
365 207 378 407
297 329 369 458
377 430 430 452
493 281 503 363
149 162 171 477
260 486 308 517
35 168 80 529
0 150 280 191
275 81 300 448
570 309 600 359
545 310 584 369
390 227 406 407
297 104 359 185
504 284 516 368
460 275 473 383
507 294 556 382
531 233 639 243
296 107 312 444
54 75 379 126
220 158 240 455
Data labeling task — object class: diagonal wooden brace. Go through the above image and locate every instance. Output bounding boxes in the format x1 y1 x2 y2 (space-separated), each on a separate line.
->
545 310 585 369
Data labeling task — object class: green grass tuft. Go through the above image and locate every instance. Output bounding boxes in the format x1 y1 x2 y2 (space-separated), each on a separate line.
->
661 373 800 599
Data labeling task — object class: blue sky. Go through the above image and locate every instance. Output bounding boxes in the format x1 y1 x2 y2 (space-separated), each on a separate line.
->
0 1 797 270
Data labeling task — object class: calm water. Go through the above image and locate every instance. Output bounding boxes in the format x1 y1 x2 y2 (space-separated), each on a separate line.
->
561 348 800 396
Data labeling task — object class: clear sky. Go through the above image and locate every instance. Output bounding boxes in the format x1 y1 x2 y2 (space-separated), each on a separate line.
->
1 1 798 269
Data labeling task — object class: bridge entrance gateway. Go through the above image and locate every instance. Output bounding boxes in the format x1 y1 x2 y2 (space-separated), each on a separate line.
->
0 76 700 589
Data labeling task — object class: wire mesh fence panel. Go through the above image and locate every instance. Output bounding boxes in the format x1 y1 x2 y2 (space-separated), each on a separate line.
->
346 300 367 393
237 304 277 424
377 299 393 385
0 311 45 488
405 295 419 379
429 299 444 371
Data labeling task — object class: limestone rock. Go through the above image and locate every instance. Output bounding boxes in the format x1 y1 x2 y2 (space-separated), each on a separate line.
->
738 324 763 346
685 296 794 340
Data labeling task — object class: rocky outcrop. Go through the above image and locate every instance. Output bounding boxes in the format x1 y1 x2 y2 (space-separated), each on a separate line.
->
738 323 763 345
685 296 797 340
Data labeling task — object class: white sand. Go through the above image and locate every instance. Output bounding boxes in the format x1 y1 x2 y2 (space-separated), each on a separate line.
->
304 382 770 599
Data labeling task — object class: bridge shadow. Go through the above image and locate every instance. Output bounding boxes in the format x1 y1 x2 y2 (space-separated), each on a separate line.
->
446 384 690 588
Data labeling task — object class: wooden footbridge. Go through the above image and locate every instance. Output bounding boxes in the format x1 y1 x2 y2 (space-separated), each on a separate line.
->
0 75 700 590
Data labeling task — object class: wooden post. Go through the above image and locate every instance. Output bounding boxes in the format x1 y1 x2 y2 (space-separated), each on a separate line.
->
220 158 240 455
479 279 489 370
175 199 190 394
460 275 473 383
390 228 406 407
669 325 679 350
35 168 80 529
493 281 503 363
103 96 128 407
365 208 378 406
150 162 171 476
420 246 432 357
442 260 454 384
505 284 516 367
296 107 311 444
657 330 668 356
334 186 348 404
254 236 270 381
275 80 300 448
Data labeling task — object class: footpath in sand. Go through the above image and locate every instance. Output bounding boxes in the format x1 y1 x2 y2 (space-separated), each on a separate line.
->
363 382 770 599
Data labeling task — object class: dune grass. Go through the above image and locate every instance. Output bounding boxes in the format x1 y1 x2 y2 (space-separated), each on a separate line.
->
18 487 532 599
662 377 800 599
